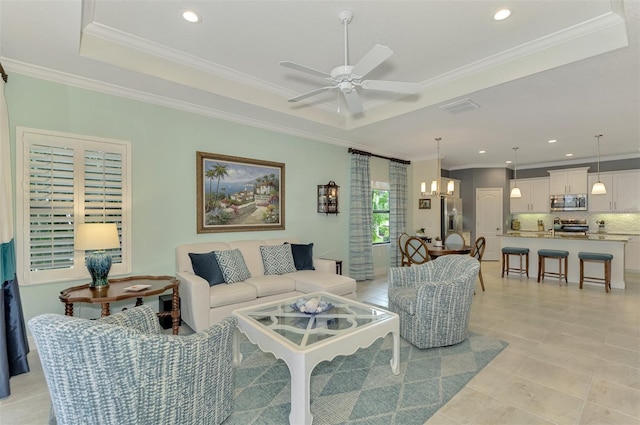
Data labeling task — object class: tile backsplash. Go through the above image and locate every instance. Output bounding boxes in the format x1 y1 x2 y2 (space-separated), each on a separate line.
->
511 212 640 234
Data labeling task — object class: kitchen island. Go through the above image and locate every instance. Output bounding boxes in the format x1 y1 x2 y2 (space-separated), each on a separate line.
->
499 232 629 289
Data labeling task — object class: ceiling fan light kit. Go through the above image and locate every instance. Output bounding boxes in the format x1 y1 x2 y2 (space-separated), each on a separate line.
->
280 9 420 114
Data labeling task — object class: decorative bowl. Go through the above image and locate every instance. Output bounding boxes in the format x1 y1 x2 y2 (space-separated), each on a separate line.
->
291 297 334 315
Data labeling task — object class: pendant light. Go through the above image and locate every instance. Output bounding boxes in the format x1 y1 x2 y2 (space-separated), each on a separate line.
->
510 147 522 198
591 134 607 195
420 137 454 197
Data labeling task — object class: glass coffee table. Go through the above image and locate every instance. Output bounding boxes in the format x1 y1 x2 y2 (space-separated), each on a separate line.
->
233 292 399 425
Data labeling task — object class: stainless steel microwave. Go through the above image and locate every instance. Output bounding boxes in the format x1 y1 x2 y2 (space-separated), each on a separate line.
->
549 194 587 211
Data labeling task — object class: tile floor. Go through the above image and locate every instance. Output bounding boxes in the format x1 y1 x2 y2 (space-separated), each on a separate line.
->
1 261 639 424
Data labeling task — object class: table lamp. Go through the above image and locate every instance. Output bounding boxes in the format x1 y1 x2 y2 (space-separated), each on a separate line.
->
75 223 120 288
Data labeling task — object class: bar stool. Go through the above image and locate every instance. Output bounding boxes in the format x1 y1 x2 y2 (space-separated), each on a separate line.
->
579 252 613 292
537 249 569 285
501 247 530 279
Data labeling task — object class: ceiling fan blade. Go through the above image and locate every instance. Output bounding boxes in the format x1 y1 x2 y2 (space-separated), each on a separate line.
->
280 61 331 79
343 89 363 114
361 80 420 94
351 44 393 78
287 85 336 102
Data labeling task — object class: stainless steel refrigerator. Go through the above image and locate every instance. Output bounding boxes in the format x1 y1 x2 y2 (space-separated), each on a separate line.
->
441 197 463 240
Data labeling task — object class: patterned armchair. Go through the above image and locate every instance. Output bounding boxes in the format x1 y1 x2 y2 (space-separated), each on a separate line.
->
388 255 479 349
28 305 237 425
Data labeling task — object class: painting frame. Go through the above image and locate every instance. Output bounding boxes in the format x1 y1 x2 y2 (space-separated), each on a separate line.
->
418 198 431 209
196 151 285 233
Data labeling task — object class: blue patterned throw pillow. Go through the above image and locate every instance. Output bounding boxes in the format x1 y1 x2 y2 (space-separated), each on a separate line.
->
260 244 297 275
214 249 252 283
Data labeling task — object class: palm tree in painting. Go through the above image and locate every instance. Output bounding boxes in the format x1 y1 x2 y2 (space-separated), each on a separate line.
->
205 168 217 210
212 163 229 207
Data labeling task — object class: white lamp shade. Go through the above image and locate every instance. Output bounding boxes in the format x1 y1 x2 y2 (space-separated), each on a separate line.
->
510 186 522 198
447 180 455 195
76 223 120 250
591 181 607 195
430 180 438 194
420 181 426 193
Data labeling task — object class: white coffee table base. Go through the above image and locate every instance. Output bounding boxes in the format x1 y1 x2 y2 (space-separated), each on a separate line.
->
234 299 399 425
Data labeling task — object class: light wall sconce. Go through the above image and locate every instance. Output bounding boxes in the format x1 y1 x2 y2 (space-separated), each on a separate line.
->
75 223 120 288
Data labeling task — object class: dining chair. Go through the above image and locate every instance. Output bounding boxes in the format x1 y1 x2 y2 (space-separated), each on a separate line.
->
398 232 411 267
470 236 486 291
445 232 465 246
404 236 430 265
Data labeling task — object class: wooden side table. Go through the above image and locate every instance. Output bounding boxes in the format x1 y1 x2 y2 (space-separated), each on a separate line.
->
59 275 181 335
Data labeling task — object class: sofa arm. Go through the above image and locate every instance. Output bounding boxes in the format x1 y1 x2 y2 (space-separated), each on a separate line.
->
313 258 336 274
176 271 211 333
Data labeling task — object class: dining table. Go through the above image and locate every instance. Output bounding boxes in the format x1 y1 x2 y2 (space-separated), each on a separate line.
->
426 243 472 259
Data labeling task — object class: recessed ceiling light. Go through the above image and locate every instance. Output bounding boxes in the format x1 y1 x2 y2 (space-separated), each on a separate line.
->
479 150 486 154
183 10 200 23
548 139 557 143
565 153 574 157
494 9 511 21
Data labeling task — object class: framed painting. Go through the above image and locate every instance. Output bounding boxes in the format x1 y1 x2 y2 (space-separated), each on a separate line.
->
418 198 431 209
196 152 285 233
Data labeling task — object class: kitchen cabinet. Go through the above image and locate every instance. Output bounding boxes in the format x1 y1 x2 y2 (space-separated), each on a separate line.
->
510 178 549 213
588 170 640 212
549 168 589 195
625 235 640 272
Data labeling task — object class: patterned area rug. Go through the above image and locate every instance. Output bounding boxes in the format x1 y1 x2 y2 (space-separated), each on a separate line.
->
222 332 507 425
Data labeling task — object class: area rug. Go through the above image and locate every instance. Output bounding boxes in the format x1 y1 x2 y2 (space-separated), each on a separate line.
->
222 332 507 425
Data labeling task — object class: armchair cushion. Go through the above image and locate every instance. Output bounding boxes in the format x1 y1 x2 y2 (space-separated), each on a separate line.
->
29 305 237 425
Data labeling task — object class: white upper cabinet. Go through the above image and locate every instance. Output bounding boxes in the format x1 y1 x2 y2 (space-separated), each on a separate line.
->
589 170 640 212
548 168 589 195
510 178 549 213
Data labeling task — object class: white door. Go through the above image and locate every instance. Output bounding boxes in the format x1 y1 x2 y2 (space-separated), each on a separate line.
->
476 188 503 261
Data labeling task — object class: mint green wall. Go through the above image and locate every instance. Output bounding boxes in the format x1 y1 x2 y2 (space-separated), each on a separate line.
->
6 74 351 323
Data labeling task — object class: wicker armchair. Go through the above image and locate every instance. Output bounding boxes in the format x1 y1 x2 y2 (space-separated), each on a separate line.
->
29 305 236 425
388 255 479 349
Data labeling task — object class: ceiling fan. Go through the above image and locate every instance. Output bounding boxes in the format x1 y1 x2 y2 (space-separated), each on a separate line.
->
280 9 420 114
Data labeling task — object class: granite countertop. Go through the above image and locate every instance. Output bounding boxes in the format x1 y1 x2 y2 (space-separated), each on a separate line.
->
502 232 630 242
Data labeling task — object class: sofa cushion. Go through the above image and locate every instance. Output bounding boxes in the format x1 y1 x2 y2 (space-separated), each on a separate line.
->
208 282 257 308
288 242 315 271
214 249 252 283
245 275 297 297
188 251 225 286
290 270 357 295
260 244 296 275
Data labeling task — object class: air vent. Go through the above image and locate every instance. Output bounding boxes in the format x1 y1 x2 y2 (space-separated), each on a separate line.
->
439 99 480 114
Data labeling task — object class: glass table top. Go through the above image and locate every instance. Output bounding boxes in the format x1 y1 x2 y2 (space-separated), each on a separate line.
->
234 292 394 349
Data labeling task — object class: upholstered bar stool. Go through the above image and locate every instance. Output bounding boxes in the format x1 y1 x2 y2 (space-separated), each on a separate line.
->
579 252 613 292
537 249 569 285
501 247 530 279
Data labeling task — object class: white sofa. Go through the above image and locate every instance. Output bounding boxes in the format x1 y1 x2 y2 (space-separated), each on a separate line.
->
176 238 357 332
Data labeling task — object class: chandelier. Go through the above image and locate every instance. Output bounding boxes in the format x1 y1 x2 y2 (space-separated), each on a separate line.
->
421 137 454 197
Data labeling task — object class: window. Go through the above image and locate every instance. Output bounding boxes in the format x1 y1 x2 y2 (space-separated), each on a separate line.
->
372 188 390 244
16 128 131 285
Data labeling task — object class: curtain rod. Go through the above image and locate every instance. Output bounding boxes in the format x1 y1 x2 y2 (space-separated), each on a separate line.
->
0 62 7 83
348 148 410 165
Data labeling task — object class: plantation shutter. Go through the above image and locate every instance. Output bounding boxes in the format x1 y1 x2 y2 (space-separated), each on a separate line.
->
17 128 131 285
28 144 76 271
